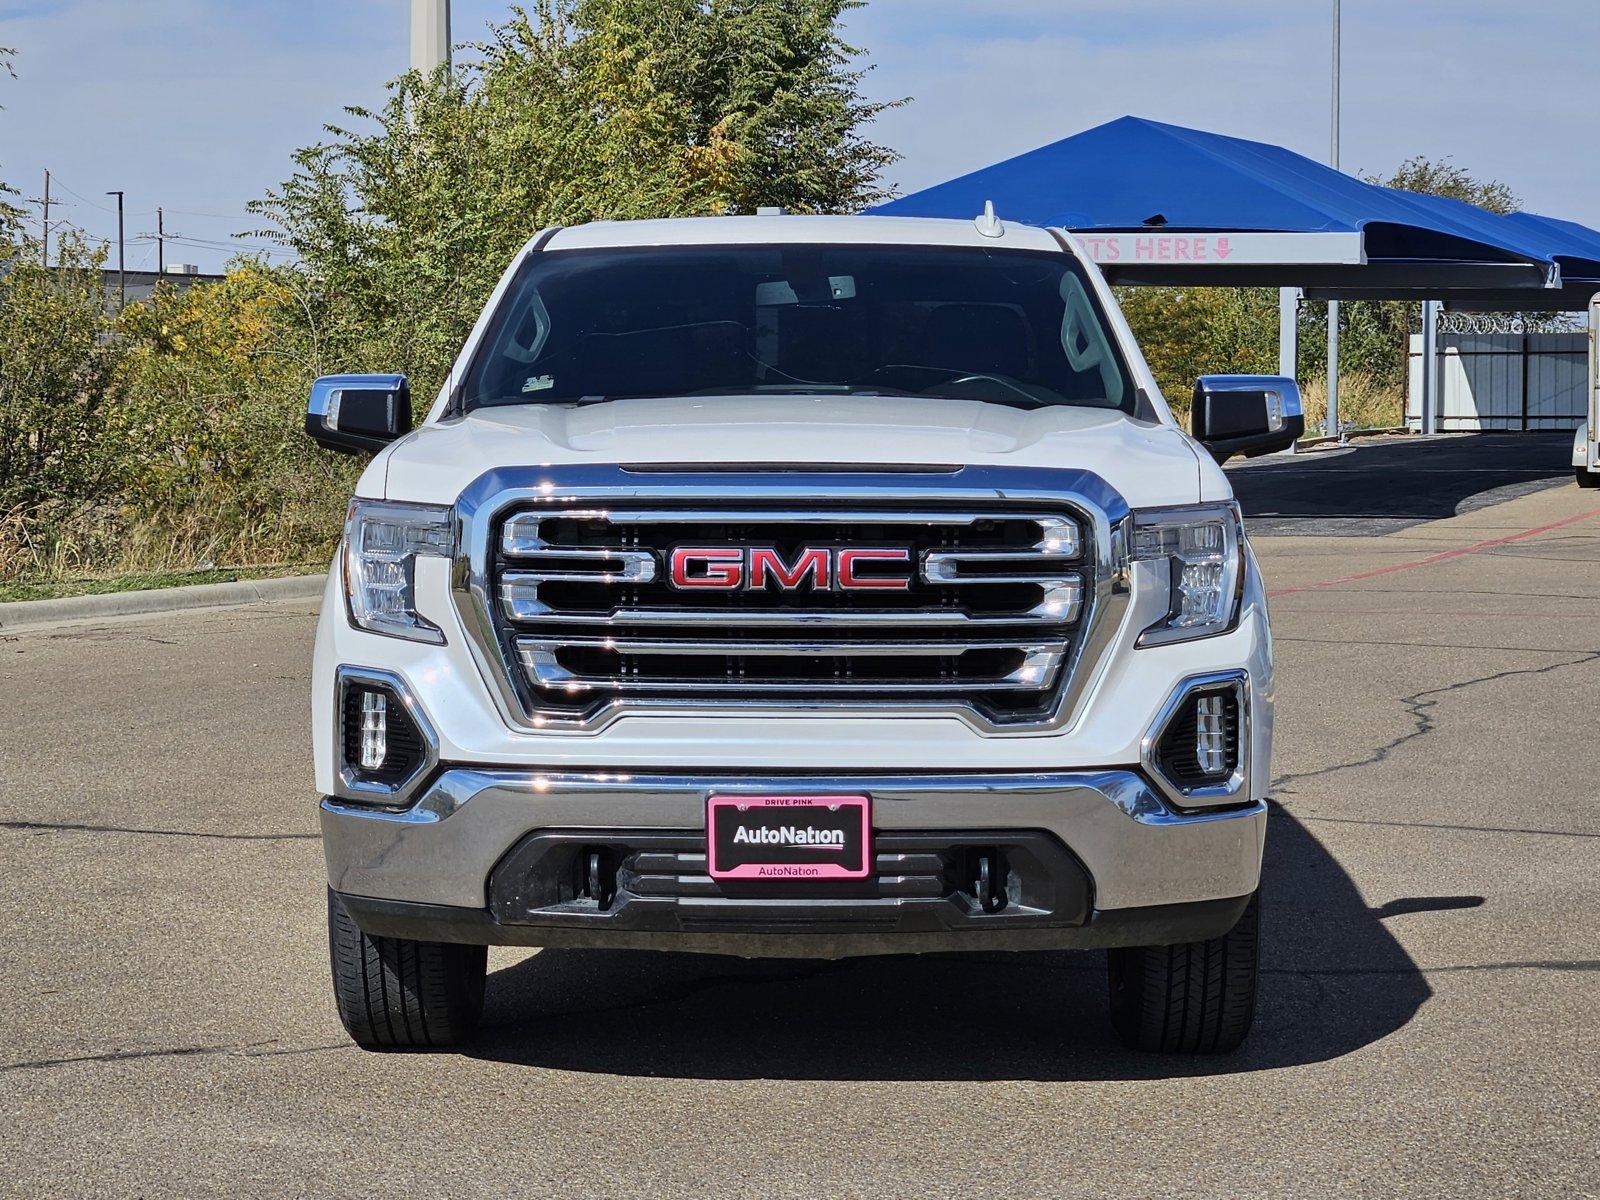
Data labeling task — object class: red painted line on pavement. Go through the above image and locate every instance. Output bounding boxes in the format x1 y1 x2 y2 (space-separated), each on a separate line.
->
1267 508 1600 600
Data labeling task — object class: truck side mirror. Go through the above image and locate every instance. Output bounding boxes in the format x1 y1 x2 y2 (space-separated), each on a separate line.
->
1191 375 1305 463
305 374 412 455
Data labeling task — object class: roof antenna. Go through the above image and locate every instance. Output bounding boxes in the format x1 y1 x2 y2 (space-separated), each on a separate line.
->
974 200 1005 239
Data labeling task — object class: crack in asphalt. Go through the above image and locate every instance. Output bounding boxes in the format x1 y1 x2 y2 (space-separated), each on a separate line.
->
0 820 318 841
1295 813 1600 840
1271 650 1600 795
1285 960 1600 977
0 1040 351 1073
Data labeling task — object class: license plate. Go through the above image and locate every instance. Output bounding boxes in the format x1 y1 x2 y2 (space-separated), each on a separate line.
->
706 794 872 881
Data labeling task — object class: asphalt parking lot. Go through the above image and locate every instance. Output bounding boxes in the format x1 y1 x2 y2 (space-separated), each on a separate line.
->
3 434 1598 1199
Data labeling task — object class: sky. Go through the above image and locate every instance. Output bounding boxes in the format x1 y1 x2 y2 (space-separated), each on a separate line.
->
2 0 1597 273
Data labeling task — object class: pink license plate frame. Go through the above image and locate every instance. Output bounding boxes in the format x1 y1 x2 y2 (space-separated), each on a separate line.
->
706 794 872 881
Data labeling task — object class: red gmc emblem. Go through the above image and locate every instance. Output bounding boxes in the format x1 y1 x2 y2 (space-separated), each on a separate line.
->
668 546 913 591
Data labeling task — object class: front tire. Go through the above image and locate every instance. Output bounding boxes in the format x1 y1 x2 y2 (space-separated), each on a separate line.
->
327 888 487 1050
1577 468 1600 489
1107 891 1259 1054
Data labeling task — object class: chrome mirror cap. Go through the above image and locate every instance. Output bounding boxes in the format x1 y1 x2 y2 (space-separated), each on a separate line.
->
306 374 411 455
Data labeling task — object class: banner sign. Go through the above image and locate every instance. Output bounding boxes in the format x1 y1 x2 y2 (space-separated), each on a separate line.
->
1072 231 1365 267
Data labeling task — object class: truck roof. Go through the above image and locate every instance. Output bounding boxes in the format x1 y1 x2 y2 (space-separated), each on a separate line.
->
540 214 1066 254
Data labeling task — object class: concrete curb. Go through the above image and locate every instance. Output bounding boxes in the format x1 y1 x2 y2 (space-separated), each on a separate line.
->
0 573 327 631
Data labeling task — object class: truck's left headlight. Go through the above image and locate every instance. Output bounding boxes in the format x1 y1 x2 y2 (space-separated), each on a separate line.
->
1132 503 1243 645
343 499 454 644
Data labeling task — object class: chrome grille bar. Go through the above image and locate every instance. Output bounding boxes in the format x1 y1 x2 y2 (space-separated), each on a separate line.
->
517 638 1065 694
521 635 1063 657
499 576 1082 626
507 508 1071 531
499 551 656 588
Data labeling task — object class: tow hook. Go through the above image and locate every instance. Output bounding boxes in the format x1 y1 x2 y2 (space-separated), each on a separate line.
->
581 847 617 909
974 849 1009 913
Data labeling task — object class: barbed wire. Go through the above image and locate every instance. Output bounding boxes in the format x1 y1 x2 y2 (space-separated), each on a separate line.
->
1423 310 1586 336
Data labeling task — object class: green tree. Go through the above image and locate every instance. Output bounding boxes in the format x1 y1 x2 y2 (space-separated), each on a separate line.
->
110 262 356 568
1117 286 1280 413
0 47 24 235
251 0 902 412
1373 155 1519 214
0 234 124 569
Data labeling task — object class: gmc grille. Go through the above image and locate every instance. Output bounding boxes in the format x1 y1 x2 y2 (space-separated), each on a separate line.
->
486 504 1095 727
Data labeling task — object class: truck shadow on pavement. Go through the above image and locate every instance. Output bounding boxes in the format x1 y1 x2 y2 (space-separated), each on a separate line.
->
467 805 1448 1080
1227 431 1572 536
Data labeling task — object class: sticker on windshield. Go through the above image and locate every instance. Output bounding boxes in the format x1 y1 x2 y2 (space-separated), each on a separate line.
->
522 374 554 393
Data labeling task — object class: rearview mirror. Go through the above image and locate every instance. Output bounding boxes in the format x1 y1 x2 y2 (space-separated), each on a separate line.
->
1191 375 1304 463
305 374 412 455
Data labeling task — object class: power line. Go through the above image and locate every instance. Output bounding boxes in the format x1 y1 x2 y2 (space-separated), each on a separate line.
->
48 174 156 218
162 231 284 251
157 233 295 260
25 170 298 270
161 206 259 221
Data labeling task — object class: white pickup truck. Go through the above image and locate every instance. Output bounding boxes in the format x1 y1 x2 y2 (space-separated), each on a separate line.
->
306 213 1302 1054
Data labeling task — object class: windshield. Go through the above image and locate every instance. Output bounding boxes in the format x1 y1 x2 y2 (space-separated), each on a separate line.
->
460 243 1134 413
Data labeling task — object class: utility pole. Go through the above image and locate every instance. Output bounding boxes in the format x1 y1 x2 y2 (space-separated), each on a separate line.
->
106 190 126 309
157 207 165 276
1326 0 1342 441
411 0 451 73
41 170 50 266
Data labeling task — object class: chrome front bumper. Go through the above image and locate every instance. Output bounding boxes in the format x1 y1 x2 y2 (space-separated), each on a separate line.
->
322 768 1265 955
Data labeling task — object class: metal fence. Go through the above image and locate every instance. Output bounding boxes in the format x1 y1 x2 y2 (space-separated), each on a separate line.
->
1407 332 1587 431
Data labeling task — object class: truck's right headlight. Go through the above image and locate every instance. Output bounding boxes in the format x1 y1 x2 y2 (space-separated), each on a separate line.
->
343 499 454 644
1131 503 1243 646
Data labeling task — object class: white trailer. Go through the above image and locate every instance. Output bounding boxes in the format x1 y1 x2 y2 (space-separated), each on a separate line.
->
1575 295 1600 487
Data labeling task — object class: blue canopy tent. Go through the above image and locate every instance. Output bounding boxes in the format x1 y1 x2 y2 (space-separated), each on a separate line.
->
1299 191 1600 309
1445 210 1600 312
870 116 1561 298
871 116 1600 434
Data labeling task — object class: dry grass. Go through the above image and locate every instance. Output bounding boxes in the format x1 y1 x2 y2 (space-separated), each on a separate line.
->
0 478 342 592
1299 372 1405 434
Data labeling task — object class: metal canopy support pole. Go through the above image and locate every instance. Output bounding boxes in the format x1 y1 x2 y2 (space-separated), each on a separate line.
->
1327 0 1342 442
1420 300 1441 435
1278 287 1300 378
1327 299 1340 439
1278 287 1301 454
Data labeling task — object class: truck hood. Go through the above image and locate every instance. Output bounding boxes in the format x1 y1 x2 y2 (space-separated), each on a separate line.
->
374 395 1208 509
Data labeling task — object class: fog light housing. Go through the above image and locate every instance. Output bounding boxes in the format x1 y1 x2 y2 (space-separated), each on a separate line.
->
1143 673 1248 807
335 667 436 803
